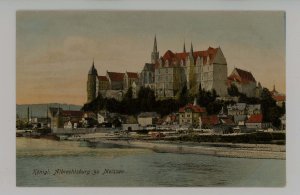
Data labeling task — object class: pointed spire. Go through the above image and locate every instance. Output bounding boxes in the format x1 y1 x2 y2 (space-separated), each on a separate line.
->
183 41 186 53
190 42 194 55
153 34 157 52
273 84 276 91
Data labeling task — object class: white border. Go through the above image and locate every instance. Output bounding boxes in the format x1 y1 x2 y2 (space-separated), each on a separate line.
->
1 0 300 195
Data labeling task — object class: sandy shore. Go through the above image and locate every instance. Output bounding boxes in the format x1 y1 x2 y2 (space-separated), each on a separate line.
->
90 139 286 160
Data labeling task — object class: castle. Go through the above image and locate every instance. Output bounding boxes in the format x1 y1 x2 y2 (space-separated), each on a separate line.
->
87 36 261 103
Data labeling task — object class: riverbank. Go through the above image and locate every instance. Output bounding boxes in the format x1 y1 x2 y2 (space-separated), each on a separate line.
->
88 139 286 160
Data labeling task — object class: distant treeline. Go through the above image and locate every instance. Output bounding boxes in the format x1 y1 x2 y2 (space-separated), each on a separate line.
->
167 132 286 145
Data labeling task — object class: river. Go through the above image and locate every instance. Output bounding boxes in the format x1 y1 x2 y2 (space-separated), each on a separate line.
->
16 138 285 187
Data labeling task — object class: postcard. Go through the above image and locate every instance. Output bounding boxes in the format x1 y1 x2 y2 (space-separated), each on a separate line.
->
16 10 286 187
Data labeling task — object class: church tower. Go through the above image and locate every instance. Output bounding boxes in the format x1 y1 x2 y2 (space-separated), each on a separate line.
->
187 42 196 94
151 35 159 64
87 60 98 103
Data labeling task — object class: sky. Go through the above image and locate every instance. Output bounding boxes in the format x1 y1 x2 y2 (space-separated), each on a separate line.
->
16 11 285 105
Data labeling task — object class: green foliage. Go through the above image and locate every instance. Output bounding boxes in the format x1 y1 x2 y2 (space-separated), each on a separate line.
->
197 87 217 107
260 88 283 127
178 84 189 106
227 84 240 97
167 132 285 144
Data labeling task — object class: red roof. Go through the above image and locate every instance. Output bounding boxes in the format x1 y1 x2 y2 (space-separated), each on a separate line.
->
62 110 84 118
228 68 256 84
98 76 108 81
272 95 285 102
221 118 235 125
107 72 125 81
246 114 263 123
179 104 206 113
201 115 220 126
126 72 139 79
161 47 218 67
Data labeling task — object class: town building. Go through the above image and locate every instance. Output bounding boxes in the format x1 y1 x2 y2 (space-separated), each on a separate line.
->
48 107 83 130
245 114 269 129
179 100 207 126
227 68 262 98
227 103 261 124
270 85 286 107
280 114 286 130
137 112 160 127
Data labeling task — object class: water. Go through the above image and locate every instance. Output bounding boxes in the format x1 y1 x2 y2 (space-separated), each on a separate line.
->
16 138 285 187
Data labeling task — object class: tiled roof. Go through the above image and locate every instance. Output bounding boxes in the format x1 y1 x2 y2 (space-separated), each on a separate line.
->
98 76 108 81
62 110 84 118
161 47 218 67
272 95 286 102
228 68 256 84
126 72 139 79
201 115 220 126
220 118 235 125
179 104 206 113
246 114 263 123
107 72 125 82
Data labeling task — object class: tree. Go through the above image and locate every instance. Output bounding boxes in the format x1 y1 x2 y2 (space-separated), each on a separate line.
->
260 88 281 127
178 84 189 106
227 84 240 97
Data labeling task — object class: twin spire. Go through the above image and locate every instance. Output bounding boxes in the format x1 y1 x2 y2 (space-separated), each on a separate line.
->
152 35 193 55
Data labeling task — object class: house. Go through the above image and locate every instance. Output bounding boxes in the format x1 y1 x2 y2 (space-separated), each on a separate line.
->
245 114 269 129
280 114 286 130
247 104 261 115
179 102 207 127
97 110 110 124
62 110 84 125
163 113 178 125
227 68 258 97
138 112 160 127
200 115 220 129
227 103 248 124
270 85 286 107
122 123 140 131
64 120 73 129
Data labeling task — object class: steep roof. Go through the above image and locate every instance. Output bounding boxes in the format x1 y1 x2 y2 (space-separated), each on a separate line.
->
201 115 220 126
246 114 263 123
62 110 84 118
228 68 256 84
107 71 125 82
88 64 98 75
126 72 139 79
98 76 108 81
161 47 219 67
272 95 286 102
179 104 206 113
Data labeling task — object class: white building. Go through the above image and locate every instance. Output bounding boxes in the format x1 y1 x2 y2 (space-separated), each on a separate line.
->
137 112 160 127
